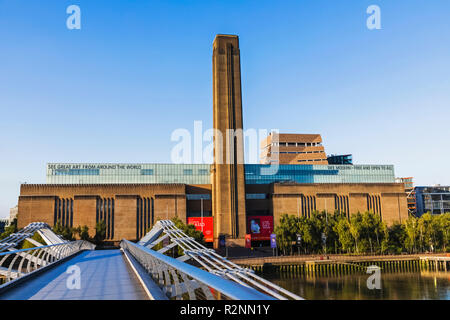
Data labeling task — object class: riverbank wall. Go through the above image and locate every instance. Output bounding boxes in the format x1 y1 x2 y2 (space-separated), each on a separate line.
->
231 254 450 276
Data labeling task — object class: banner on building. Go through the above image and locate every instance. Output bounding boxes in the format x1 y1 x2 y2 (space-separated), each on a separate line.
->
270 233 277 248
187 217 213 243
246 216 274 241
245 234 252 248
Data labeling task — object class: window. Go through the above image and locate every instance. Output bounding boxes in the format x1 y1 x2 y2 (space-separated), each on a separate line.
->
187 194 211 200
198 169 209 175
54 169 99 175
141 169 154 175
183 169 193 175
246 193 267 200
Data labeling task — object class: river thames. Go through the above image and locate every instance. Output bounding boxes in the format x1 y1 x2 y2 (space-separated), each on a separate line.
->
267 271 450 299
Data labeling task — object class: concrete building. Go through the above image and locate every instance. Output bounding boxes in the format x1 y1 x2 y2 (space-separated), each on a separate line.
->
415 186 450 216
395 177 416 215
9 205 18 225
0 218 8 234
16 34 409 246
260 133 328 165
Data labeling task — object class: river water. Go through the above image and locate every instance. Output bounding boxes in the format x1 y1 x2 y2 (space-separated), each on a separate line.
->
266 271 450 300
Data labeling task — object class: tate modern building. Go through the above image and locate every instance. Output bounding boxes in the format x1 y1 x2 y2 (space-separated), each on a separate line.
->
17 35 408 247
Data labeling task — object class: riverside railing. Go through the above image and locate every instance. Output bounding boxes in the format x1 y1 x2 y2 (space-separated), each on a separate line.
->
0 240 95 286
120 239 274 300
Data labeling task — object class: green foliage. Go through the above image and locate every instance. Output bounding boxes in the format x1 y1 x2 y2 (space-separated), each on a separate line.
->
384 223 406 254
21 231 45 249
334 217 354 253
274 214 298 255
171 217 204 243
403 213 450 253
52 221 75 241
169 217 205 257
274 211 450 255
94 220 106 244
0 219 17 240
73 225 90 241
80 225 90 240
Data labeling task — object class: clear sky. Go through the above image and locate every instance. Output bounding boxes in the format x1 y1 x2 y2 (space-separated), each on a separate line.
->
1 0 449 218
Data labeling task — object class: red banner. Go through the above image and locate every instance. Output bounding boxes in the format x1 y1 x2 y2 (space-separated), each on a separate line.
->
188 217 213 243
245 234 252 248
246 216 274 241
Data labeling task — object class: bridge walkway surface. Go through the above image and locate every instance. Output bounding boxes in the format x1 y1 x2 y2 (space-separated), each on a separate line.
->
0 250 149 300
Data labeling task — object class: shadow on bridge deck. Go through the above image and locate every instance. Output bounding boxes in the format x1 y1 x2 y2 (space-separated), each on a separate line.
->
0 250 149 300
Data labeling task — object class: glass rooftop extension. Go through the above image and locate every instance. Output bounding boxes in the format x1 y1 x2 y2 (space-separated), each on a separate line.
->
46 163 211 184
46 163 395 185
244 164 395 184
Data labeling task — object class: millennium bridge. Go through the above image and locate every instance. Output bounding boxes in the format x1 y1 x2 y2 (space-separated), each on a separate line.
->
0 220 302 300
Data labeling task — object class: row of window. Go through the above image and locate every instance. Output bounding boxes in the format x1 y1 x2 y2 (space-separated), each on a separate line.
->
54 169 100 176
182 169 209 176
246 193 268 200
186 194 211 200
335 195 349 216
297 159 327 163
270 151 324 155
294 195 317 218
53 168 210 177
271 142 322 147
367 195 382 217
136 197 154 239
246 169 339 176
96 198 115 240
54 198 73 227
142 169 210 176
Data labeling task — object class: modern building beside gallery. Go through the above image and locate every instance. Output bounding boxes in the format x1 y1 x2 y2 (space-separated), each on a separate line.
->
16 35 410 248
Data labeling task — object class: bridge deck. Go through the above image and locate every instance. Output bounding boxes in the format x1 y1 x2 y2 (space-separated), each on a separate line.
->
0 250 149 300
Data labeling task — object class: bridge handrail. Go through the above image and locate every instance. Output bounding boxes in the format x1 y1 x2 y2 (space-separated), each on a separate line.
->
138 220 302 300
0 241 94 257
121 239 274 300
0 240 95 286
0 222 68 254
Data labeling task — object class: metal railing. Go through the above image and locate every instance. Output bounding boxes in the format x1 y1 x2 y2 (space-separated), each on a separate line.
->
121 240 274 300
137 220 303 300
0 222 67 253
0 241 95 286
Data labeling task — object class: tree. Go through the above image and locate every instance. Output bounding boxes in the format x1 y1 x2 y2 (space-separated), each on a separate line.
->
80 225 90 240
273 212 450 255
0 219 17 240
334 217 354 253
94 220 106 244
274 214 298 255
171 217 204 244
404 216 419 253
73 225 90 241
52 221 74 241
274 211 450 255
349 213 364 253
384 223 406 254
309 211 327 254
169 217 204 256
360 211 387 254
438 214 450 252
297 216 314 254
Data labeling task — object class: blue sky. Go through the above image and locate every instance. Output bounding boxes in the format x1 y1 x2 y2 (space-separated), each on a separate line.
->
1 0 449 218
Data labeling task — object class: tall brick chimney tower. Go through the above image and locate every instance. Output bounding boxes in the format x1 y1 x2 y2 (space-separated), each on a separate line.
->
211 35 247 247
